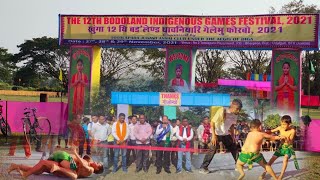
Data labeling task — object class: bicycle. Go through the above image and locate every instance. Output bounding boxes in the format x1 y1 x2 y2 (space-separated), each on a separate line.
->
0 99 11 137
22 107 51 158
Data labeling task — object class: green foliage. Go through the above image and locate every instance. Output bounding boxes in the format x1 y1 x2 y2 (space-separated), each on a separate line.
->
14 65 41 88
196 50 227 83
13 37 69 91
279 0 319 13
263 114 281 129
177 108 203 127
133 106 162 122
90 89 114 116
0 48 15 84
0 82 11 90
226 50 271 80
292 120 300 127
139 48 166 79
116 77 166 92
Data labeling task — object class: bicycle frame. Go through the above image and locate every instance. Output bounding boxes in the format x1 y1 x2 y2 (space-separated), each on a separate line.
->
22 108 40 141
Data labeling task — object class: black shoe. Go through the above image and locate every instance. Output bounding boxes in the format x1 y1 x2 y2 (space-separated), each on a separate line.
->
143 167 148 172
156 169 161 174
165 169 171 174
176 170 182 174
199 168 209 174
186 170 193 173
135 168 142 173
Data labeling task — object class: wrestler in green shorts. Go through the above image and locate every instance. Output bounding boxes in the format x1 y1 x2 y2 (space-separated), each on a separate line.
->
48 151 77 170
239 151 267 170
273 144 294 158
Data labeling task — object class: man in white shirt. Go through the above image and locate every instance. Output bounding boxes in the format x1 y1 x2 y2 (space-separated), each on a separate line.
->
87 115 98 154
91 115 111 170
155 115 173 174
170 119 179 168
199 99 243 174
176 117 194 173
126 115 137 167
112 113 129 173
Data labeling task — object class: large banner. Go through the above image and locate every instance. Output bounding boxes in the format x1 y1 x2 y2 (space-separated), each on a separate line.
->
166 48 192 93
271 49 301 120
68 47 92 120
59 14 319 49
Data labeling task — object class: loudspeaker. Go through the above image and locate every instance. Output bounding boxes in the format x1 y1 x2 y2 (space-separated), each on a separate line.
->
40 93 48 102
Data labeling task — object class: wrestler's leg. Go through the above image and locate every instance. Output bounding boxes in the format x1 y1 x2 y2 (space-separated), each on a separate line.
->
278 155 289 180
257 159 277 180
236 159 245 180
50 163 77 180
260 155 279 179
7 163 32 174
20 160 58 178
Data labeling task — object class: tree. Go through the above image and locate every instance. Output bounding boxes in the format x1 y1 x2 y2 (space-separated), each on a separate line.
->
196 50 227 83
263 113 281 129
133 106 162 122
139 48 166 79
226 50 271 79
0 48 15 83
278 0 319 13
14 66 40 87
14 37 69 90
100 48 141 91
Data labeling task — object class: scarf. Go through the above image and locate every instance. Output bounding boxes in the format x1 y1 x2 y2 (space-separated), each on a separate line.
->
116 121 127 142
156 124 171 146
178 126 191 148
172 78 184 86
202 123 211 143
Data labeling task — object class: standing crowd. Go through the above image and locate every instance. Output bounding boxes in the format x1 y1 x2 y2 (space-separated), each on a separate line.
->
7 99 301 180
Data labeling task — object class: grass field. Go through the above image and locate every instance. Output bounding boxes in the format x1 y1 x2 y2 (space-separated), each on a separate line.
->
301 108 320 119
0 95 68 103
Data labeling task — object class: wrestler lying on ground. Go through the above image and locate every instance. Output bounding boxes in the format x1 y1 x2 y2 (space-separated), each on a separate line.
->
7 147 103 179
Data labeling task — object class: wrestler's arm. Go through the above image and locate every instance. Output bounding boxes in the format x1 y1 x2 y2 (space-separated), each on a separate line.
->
271 127 280 133
288 129 296 142
71 147 93 172
263 132 281 141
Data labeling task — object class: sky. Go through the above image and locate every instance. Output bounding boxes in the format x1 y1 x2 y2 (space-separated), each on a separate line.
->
0 0 319 53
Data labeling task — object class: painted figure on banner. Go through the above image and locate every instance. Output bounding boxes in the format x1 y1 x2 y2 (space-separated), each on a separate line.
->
275 62 297 113
71 58 89 116
169 64 190 93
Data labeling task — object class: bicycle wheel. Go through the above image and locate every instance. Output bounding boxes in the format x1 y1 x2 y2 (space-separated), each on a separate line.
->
23 119 32 145
35 118 51 151
0 117 11 136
